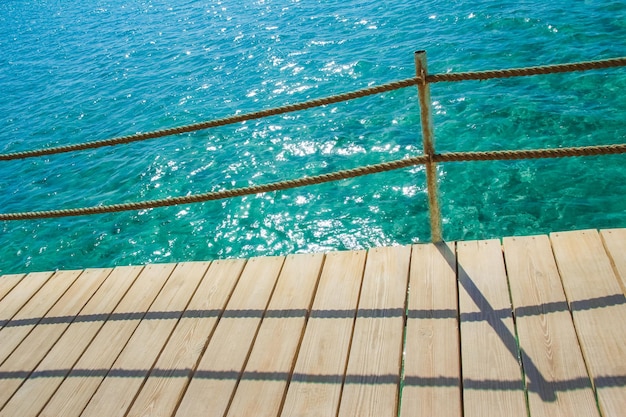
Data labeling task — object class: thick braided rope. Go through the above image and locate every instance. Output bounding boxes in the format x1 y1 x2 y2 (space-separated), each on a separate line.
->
427 56 626 83
0 155 429 220
1 143 624 221
2 56 625 162
0 78 418 161
433 143 626 162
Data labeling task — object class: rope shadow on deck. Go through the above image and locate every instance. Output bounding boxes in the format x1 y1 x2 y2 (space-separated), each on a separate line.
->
1 368 624 391
1 293 624 329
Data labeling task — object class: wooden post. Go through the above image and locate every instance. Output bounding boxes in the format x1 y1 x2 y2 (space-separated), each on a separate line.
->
415 50 443 242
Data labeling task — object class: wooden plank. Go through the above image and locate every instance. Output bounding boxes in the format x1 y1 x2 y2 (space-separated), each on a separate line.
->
550 229 626 417
174 256 285 417
226 253 324 417
400 242 461 417
0 266 143 417
38 263 176 417
78 262 209 417
0 268 112 407
0 270 81 364
457 239 527 417
600 228 626 295
126 259 245 417
337 245 410 417
280 250 366 417
503 235 599 417
0 274 25 302
0 272 53 330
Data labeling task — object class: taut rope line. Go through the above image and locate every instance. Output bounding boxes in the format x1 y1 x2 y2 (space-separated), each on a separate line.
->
2 143 624 221
0 78 418 162
427 56 626 83
1 56 624 162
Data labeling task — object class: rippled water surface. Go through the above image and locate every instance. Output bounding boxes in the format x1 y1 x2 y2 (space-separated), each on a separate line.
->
1 0 625 273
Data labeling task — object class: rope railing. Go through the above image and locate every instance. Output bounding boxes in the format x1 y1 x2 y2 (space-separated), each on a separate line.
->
1 143 625 221
1 56 624 162
426 56 626 83
1 53 625 242
0 78 418 162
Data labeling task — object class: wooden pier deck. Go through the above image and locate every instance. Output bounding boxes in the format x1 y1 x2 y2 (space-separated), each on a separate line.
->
0 228 625 417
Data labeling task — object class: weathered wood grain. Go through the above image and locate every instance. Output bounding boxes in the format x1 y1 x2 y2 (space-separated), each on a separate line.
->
226 253 324 417
0 272 51 330
126 259 245 417
504 235 599 417
600 228 626 295
400 242 461 417
174 256 284 417
0 266 143 417
38 263 176 417
0 274 25 303
551 230 626 417
280 250 366 417
0 268 112 407
0 270 81 364
337 245 410 417
79 262 209 417
457 239 527 417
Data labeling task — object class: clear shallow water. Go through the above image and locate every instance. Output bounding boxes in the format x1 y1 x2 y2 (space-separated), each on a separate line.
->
0 0 625 274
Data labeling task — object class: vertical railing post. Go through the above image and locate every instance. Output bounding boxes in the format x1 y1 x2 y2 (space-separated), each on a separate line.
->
414 50 443 242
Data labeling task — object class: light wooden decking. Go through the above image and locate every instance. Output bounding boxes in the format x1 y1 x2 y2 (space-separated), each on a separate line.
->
0 228 625 417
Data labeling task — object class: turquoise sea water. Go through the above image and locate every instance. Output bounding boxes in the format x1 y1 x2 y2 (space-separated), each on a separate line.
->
0 0 625 274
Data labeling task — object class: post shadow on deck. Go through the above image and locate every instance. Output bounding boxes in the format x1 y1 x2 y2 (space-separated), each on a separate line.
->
432 241 591 403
